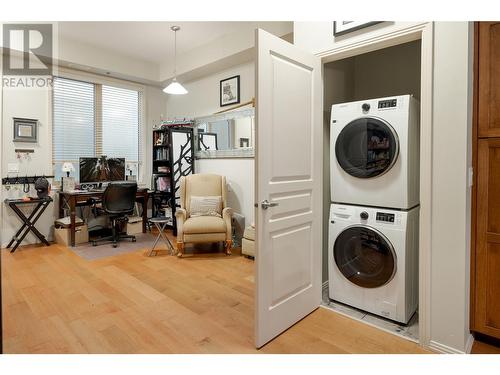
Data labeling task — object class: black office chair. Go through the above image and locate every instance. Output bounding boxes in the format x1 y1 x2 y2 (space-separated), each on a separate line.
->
92 181 138 248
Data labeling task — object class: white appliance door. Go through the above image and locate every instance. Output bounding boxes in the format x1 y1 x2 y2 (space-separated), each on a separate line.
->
255 28 323 348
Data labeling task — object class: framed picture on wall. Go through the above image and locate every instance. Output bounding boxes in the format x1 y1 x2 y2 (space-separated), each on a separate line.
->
220 75 240 107
333 21 382 37
13 117 38 142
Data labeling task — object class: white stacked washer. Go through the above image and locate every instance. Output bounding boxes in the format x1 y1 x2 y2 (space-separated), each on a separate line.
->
328 204 419 324
328 95 420 324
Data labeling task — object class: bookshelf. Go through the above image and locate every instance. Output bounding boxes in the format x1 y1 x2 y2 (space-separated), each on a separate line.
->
151 122 194 235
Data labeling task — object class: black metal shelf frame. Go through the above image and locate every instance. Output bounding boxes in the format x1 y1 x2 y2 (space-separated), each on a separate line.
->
151 125 195 235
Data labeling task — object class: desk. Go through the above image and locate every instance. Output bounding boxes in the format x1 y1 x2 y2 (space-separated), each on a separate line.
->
59 188 149 247
5 197 53 253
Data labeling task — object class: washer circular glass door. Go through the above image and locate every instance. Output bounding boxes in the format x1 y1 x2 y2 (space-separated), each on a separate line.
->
334 226 397 288
335 117 399 178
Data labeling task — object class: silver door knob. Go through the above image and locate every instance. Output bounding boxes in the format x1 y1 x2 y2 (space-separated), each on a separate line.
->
261 200 278 209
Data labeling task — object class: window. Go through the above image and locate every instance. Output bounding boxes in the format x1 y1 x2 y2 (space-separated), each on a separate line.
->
52 77 142 181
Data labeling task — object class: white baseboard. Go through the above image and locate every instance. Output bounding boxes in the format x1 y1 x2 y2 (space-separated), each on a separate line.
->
428 335 474 354
465 333 475 354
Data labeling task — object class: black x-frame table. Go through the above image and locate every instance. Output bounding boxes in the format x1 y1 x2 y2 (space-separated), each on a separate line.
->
4 197 53 253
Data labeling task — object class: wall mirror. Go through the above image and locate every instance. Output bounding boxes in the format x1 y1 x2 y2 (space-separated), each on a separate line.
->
194 108 254 158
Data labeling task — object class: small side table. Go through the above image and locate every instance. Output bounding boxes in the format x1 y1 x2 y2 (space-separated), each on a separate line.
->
149 217 174 256
4 197 53 253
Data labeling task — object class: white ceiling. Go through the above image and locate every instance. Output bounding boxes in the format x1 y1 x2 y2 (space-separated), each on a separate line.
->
58 21 293 64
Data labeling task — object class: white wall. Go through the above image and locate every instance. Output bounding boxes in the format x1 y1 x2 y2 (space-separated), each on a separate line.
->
144 85 168 188
0 68 167 248
58 36 160 84
196 158 254 225
294 22 420 57
294 21 474 353
166 61 255 225
166 61 254 118
159 22 292 82
430 21 473 354
1 83 55 247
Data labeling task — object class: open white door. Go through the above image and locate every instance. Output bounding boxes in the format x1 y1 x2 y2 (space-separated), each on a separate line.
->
255 29 323 348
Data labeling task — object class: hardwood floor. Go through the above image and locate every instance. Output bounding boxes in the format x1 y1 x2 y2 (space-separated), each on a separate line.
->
1 232 429 354
471 334 500 354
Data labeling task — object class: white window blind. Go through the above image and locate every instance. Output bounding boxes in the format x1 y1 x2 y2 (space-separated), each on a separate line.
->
52 76 142 181
53 77 95 180
101 85 140 175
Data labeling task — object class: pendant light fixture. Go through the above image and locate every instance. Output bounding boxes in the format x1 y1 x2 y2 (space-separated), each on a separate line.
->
163 25 188 95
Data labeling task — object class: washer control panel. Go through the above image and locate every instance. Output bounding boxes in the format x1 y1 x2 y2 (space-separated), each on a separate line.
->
378 98 397 109
376 212 395 223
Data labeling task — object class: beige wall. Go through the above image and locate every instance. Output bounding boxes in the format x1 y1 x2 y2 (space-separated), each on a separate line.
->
353 40 421 101
166 61 255 225
295 21 474 353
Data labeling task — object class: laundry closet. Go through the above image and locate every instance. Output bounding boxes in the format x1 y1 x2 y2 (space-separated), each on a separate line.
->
322 40 422 341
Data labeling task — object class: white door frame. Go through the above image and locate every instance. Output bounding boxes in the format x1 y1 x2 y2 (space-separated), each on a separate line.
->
316 22 434 348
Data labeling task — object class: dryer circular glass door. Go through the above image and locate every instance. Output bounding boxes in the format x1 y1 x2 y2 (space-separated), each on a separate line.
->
335 117 399 178
334 226 397 288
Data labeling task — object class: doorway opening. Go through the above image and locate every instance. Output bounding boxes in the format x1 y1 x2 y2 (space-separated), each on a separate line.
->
321 39 422 343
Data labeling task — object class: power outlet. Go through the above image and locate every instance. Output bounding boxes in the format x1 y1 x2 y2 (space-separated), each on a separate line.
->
8 163 19 173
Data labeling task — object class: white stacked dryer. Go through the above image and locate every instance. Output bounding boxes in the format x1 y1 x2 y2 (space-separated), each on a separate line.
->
330 95 420 210
328 95 420 324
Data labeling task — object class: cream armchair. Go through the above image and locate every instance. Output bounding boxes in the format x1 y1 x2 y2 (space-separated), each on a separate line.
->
175 174 233 257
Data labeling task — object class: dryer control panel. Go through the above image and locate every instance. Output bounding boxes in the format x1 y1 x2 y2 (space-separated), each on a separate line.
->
378 98 397 109
376 212 395 223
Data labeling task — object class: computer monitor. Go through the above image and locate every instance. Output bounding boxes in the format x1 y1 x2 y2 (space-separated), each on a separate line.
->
79 156 125 183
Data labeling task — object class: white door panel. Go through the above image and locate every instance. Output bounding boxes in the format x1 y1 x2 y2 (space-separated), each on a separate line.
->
255 29 322 348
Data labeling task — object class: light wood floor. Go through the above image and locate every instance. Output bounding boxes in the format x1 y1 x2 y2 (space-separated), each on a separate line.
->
1 231 430 354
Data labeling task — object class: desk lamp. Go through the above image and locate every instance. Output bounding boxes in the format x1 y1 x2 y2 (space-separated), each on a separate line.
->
61 162 75 177
61 162 76 192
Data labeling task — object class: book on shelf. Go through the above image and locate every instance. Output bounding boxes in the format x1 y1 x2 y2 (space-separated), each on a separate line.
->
153 132 169 146
154 176 170 192
154 147 169 160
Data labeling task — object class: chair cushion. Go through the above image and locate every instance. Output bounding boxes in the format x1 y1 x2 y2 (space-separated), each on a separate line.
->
190 195 222 218
183 216 227 234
